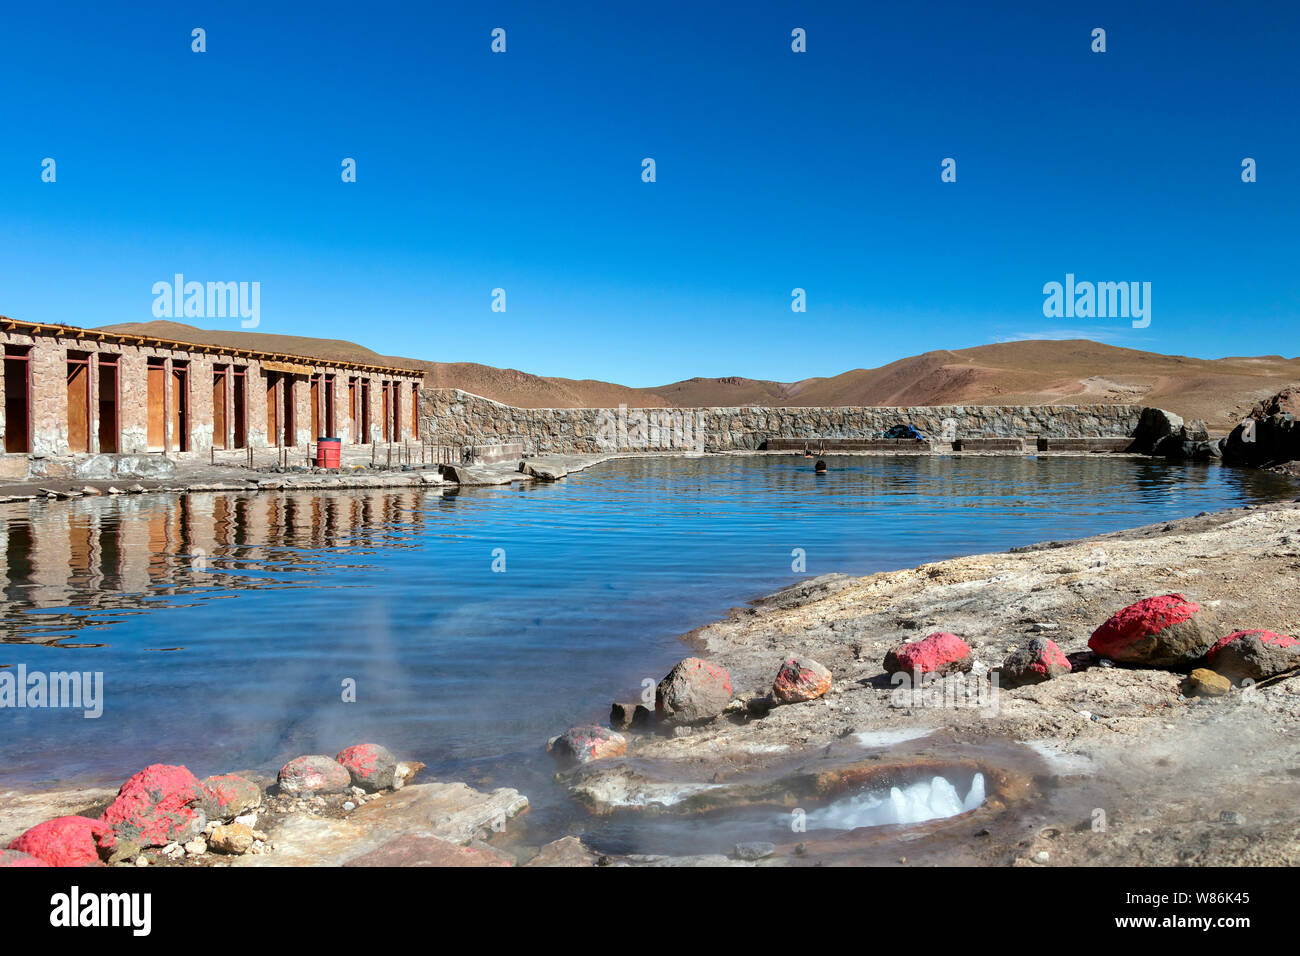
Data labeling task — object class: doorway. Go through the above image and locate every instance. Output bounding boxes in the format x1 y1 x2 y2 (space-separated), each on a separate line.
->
3 346 30 454
147 359 166 451
66 351 91 453
212 365 228 450
98 354 119 453
171 362 189 452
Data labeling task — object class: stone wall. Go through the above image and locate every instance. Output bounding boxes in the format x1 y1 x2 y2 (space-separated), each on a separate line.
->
419 388 1143 455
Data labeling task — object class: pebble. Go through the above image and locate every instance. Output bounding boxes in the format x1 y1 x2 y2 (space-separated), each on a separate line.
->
1034 851 1050 863
343 801 356 812
1220 811 1246 825
184 838 207 856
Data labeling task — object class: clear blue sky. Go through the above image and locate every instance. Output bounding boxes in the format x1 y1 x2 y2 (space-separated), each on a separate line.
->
1 1 1295 385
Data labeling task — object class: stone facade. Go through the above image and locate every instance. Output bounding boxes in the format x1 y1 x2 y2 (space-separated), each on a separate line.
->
420 388 1143 455
0 319 422 460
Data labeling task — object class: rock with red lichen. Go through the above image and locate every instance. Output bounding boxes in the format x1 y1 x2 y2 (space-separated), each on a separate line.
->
1088 594 1218 669
277 755 351 795
999 638 1072 688
199 774 263 821
883 632 972 677
0 849 48 867
656 657 734 724
772 656 833 703
7 816 115 867
1206 629 1300 683
100 764 207 848
547 725 628 766
335 743 397 792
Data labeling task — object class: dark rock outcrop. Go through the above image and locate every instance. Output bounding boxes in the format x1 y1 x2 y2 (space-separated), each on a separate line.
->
1222 386 1300 466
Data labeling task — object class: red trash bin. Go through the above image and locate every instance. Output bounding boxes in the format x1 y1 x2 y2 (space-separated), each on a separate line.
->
316 437 341 469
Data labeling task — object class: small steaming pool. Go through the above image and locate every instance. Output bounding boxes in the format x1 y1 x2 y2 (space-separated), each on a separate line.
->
802 773 986 830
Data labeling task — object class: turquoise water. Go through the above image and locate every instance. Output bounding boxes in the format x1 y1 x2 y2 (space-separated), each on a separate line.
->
0 455 1292 836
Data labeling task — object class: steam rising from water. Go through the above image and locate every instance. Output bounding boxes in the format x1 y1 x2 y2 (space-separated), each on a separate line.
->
803 773 985 830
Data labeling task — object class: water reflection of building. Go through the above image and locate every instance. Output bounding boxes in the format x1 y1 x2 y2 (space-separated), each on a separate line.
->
0 489 428 644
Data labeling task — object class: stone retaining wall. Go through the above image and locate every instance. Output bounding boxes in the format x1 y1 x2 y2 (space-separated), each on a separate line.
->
420 389 1142 455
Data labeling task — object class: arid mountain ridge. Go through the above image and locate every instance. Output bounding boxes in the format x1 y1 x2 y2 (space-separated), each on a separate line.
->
97 321 1300 430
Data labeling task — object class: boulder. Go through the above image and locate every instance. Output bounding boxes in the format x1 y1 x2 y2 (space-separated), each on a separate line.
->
772 657 833 703
655 658 734 724
999 638 1072 687
207 822 255 855
519 459 568 481
199 774 263 821
734 841 776 861
7 816 115 867
610 701 654 731
548 725 628 765
1088 594 1218 669
1222 387 1300 466
100 764 207 848
1127 407 1184 455
1206 629 1300 684
0 849 47 867
1183 668 1231 698
883 632 973 677
393 760 426 790
335 743 398 792
277 755 351 795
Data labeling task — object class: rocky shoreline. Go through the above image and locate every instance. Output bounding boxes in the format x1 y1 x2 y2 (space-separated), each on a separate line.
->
5 491 1300 866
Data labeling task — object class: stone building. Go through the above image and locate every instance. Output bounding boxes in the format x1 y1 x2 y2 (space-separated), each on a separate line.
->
0 317 424 463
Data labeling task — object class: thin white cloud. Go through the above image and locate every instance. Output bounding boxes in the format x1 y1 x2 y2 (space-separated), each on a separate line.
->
993 327 1144 344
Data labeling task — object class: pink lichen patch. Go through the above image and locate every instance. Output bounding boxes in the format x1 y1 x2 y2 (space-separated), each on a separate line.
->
655 657 734 724
1027 640 1071 678
547 725 627 766
278 755 352 795
1089 594 1198 657
200 774 263 820
1208 629 1298 659
335 744 397 792
1088 594 1217 668
8 816 114 867
1204 628 1300 683
772 657 833 703
100 764 205 848
884 632 972 677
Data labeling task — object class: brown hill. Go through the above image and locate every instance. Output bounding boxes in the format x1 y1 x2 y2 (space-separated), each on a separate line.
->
96 322 1299 430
